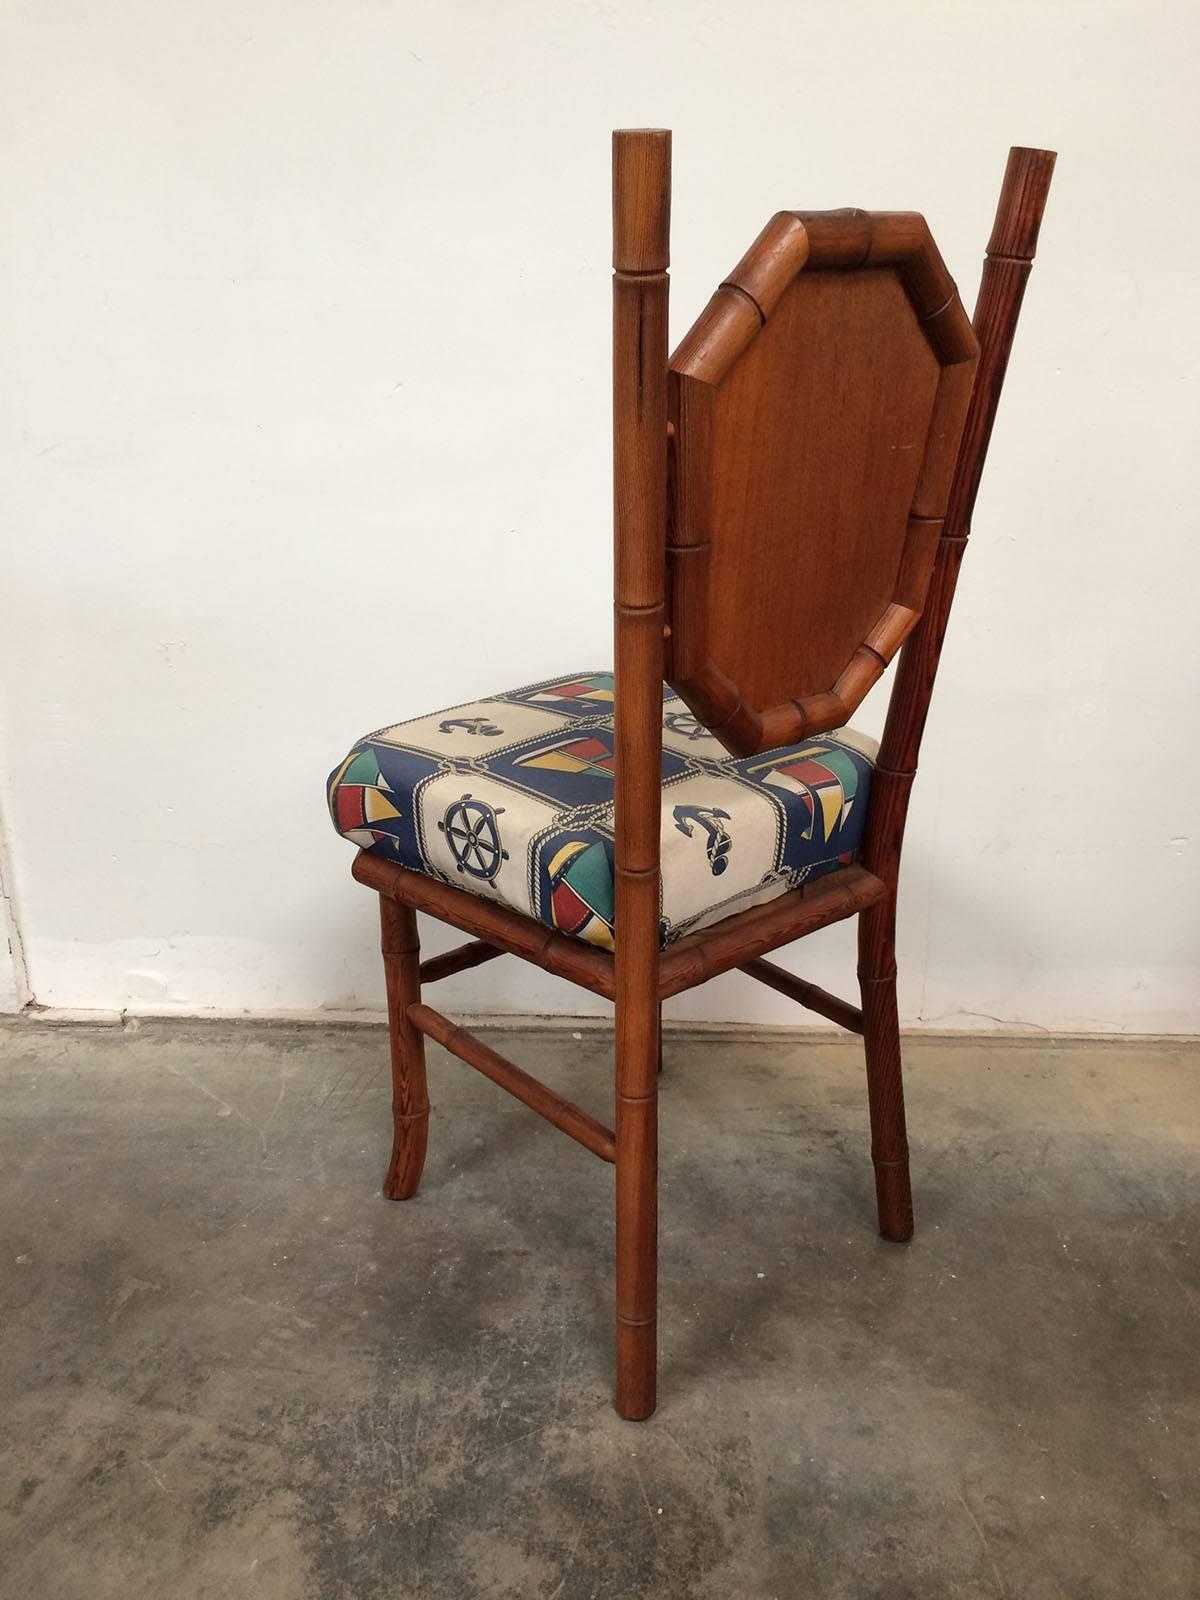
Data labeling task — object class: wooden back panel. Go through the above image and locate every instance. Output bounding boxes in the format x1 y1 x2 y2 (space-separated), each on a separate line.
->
667 210 978 757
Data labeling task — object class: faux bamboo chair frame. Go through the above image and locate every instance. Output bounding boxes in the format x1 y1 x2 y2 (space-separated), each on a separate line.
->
354 132 1055 1420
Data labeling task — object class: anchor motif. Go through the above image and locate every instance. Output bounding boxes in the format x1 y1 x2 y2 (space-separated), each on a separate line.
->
672 804 732 876
664 710 708 742
438 793 509 880
439 716 504 737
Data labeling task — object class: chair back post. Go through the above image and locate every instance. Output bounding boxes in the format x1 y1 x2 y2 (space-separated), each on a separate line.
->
611 127 670 1421
862 146 1057 892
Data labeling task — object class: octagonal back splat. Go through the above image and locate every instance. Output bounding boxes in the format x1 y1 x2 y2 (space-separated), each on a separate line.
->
667 209 979 757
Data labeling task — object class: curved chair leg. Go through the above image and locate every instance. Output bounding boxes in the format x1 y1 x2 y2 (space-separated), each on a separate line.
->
379 894 429 1200
858 900 913 1242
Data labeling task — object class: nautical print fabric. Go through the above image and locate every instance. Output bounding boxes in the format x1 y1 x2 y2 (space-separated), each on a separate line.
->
327 672 877 950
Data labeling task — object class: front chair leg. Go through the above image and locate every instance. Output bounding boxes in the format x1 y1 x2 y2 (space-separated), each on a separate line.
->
614 973 660 1419
379 894 430 1200
858 900 914 1242
615 1075 658 1417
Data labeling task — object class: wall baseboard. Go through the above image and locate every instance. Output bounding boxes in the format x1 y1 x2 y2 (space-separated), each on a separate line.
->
7 1002 1198 1049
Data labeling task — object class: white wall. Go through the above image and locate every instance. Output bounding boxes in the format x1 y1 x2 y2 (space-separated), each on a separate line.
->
0 811 28 1012
2 1 1197 1030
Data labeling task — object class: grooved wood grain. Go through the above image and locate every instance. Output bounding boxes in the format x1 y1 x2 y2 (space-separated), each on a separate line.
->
667 209 978 756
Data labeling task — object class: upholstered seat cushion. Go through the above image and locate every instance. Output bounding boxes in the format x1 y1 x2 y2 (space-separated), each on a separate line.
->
327 672 876 950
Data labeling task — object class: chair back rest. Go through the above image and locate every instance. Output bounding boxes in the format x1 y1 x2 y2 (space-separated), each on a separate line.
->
667 209 978 757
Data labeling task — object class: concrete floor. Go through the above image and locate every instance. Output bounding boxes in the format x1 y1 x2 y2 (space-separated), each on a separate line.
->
0 1017 1197 1599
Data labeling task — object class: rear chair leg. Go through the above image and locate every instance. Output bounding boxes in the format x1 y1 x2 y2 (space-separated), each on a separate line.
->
379 894 429 1200
858 901 913 1242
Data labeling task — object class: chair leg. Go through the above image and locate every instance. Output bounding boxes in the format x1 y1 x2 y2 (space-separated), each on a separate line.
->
615 982 659 1419
615 1104 658 1417
858 901 913 1242
379 894 429 1201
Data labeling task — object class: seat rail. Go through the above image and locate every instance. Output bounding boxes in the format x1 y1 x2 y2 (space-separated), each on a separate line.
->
657 864 886 999
352 853 616 1001
353 852 885 1005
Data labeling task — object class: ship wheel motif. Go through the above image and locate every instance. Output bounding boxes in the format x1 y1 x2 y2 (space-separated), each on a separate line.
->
438 793 509 881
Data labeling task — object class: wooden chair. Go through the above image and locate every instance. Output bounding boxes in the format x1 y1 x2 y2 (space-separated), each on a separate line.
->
328 131 1055 1419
